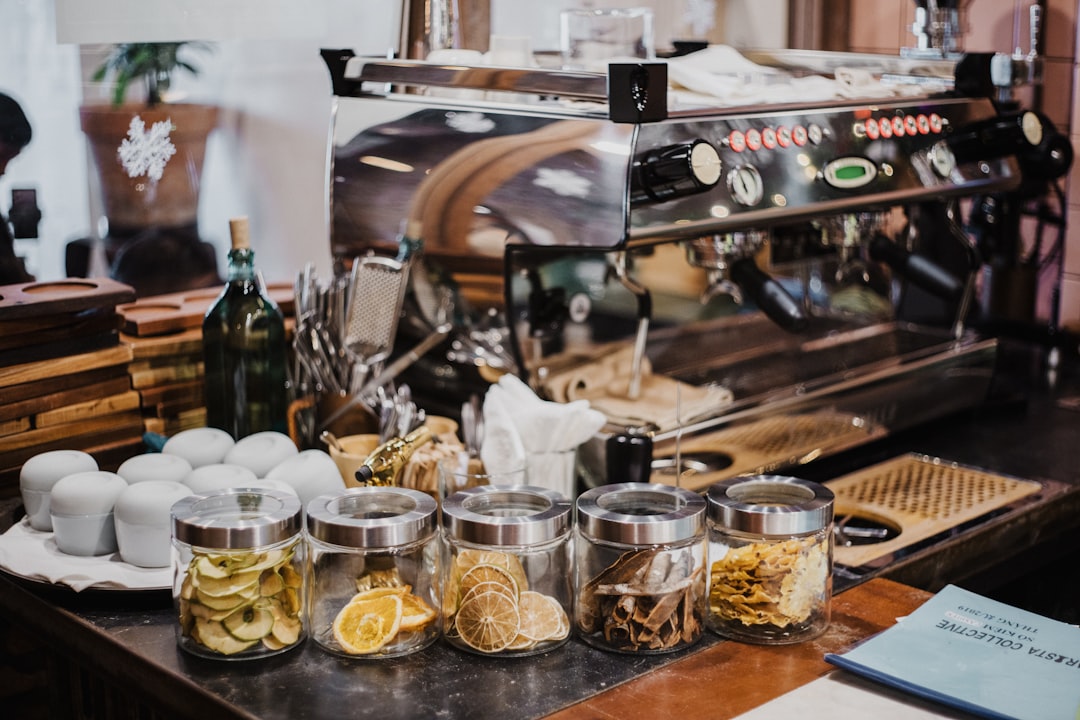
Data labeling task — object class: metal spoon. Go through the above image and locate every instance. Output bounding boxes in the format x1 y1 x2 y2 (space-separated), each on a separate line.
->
320 430 346 454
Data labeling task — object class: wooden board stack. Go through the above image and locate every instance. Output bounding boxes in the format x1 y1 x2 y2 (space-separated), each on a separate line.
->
117 283 295 439
0 278 140 497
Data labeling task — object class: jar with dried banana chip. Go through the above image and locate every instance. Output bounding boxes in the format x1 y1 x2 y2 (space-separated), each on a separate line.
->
706 475 834 644
575 483 707 654
442 485 573 656
306 487 441 658
171 488 306 660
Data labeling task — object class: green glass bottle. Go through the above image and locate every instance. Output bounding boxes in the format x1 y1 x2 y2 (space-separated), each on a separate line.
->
202 217 287 439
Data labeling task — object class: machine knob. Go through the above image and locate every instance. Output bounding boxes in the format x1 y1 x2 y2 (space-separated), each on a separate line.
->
945 110 1047 164
632 140 722 203
928 141 956 178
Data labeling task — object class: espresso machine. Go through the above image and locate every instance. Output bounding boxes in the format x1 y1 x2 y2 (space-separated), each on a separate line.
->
320 35 1062 491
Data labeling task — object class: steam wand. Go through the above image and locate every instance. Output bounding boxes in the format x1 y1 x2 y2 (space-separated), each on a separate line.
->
612 251 651 401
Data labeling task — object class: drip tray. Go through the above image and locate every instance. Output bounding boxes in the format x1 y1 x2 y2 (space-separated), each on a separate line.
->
826 453 1044 569
651 411 885 491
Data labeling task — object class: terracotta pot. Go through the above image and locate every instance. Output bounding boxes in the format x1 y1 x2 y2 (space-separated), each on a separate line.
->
79 103 219 231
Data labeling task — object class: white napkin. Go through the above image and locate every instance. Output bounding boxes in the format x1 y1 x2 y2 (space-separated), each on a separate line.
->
480 374 606 497
666 44 948 108
0 518 171 592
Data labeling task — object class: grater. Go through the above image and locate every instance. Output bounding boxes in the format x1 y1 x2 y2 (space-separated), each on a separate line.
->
344 255 409 390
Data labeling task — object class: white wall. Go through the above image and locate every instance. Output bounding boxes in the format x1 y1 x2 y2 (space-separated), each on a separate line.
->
2 0 400 286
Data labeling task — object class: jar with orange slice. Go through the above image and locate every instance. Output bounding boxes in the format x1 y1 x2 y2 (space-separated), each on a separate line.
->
307 487 441 658
442 485 573 656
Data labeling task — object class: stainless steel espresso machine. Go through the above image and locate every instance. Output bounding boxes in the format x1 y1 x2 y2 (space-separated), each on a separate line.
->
320 40 1060 492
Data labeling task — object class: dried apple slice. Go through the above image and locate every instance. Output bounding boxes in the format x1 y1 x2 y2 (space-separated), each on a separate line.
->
223 605 275 641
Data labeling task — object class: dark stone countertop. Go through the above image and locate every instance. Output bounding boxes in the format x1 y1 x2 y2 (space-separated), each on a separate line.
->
2 338 1079 720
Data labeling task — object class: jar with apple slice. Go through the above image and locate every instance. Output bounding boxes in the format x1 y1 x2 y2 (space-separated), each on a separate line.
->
171 488 305 659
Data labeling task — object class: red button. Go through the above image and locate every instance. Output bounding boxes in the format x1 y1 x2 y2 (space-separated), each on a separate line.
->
776 126 792 148
761 127 777 149
878 117 893 138
917 114 931 134
729 130 746 152
792 126 808 146
904 115 918 135
892 116 906 136
865 118 880 140
745 128 762 151
929 113 943 133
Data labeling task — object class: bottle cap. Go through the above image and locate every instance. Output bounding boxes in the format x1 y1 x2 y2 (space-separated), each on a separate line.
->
229 216 251 250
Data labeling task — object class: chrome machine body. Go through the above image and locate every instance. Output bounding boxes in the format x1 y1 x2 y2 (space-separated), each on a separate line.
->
322 49 1040 490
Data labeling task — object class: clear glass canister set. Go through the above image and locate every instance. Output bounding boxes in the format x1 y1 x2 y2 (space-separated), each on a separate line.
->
170 475 834 661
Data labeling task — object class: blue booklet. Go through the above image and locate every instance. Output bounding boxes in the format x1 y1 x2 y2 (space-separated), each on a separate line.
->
825 584 1080 720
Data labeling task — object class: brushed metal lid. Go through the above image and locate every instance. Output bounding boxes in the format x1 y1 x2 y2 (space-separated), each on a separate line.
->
576 482 706 545
306 487 436 548
443 485 571 547
707 475 833 536
171 488 302 549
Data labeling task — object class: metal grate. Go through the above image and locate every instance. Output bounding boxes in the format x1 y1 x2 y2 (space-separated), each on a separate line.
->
828 453 1043 568
653 411 882 491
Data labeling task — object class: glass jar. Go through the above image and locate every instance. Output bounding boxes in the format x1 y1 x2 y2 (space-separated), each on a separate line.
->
171 488 305 660
442 485 572 656
706 475 834 645
306 487 441 658
575 482 707 654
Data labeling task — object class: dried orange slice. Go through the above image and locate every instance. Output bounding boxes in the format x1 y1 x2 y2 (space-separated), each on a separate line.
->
517 590 565 642
332 595 403 655
348 586 410 604
454 590 520 653
399 592 437 630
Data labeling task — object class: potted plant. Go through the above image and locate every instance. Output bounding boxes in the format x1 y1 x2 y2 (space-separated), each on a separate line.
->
76 42 221 295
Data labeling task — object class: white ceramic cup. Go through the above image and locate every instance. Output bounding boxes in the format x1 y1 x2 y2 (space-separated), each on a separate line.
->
265 449 346 508
117 453 193 485
224 431 299 478
20 450 99 531
183 464 259 494
114 480 193 568
50 471 128 556
162 427 236 468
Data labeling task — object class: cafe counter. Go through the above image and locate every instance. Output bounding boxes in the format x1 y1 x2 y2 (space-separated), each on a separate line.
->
1 338 1079 719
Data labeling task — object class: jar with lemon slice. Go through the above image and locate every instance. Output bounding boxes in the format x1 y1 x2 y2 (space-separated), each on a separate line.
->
307 487 441 658
442 485 573 656
171 488 306 660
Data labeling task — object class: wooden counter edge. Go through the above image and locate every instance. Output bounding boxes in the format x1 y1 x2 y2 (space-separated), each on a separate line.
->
543 578 932 720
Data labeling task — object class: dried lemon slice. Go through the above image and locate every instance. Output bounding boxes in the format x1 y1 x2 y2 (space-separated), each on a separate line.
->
332 595 403 655
459 563 518 603
456 550 528 592
517 590 564 642
454 590 520 653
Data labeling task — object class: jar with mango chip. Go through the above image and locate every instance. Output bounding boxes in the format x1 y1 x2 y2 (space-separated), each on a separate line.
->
307 487 441 658
706 475 834 645
171 488 305 659
442 485 572 656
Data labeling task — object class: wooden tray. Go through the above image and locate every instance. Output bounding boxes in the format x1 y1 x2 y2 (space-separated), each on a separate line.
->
0 278 135 319
117 282 295 336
